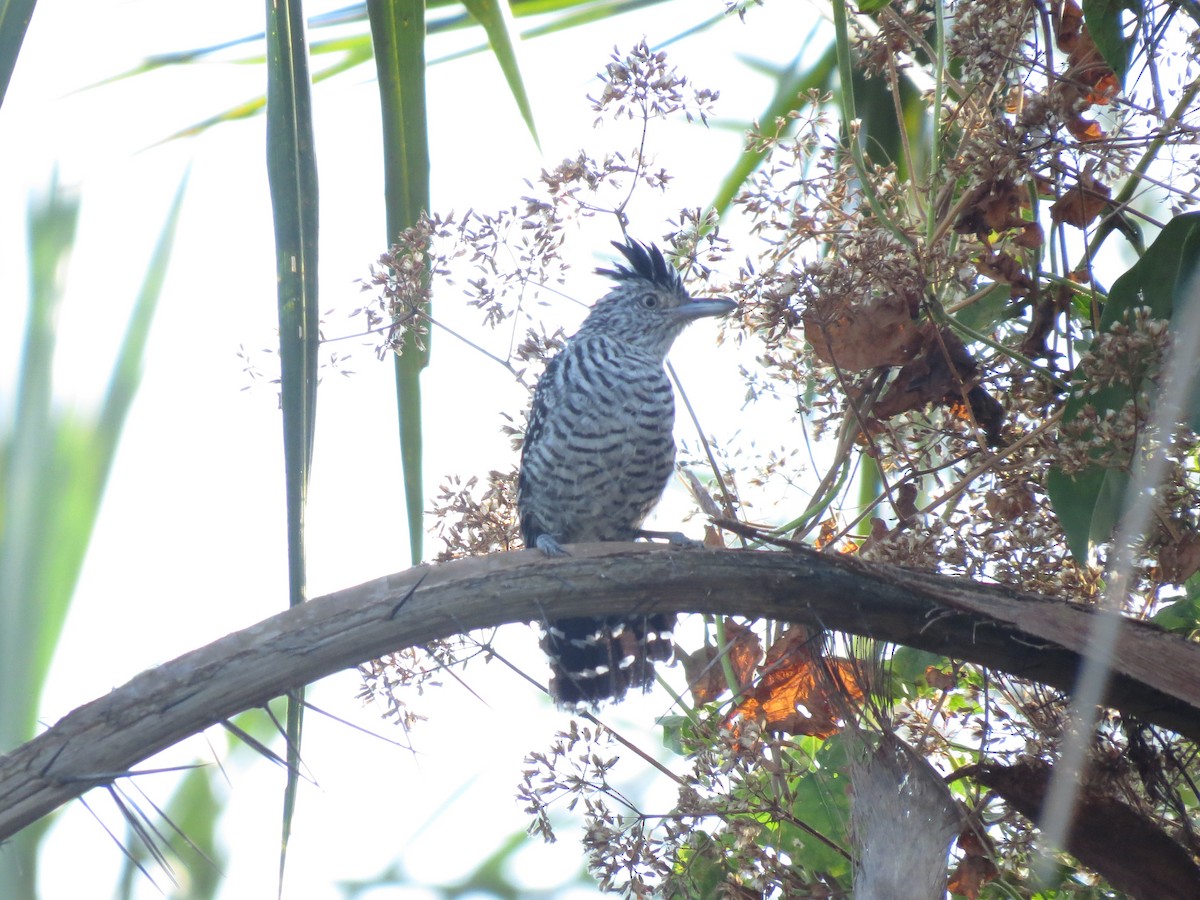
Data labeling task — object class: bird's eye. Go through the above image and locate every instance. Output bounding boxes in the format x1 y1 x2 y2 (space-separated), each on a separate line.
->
640 294 659 309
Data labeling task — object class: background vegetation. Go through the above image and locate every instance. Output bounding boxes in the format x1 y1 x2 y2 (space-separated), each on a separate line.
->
3 0 1200 896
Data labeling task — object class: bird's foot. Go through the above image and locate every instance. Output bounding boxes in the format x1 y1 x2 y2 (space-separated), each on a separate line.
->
535 534 571 557
635 529 703 549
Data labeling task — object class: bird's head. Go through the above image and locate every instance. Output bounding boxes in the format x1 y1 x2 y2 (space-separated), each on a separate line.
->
576 239 736 356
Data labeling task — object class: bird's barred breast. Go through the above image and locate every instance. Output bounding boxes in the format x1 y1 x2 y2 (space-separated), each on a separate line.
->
520 336 676 543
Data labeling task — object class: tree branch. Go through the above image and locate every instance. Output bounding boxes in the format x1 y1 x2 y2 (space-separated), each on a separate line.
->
2 544 1198 841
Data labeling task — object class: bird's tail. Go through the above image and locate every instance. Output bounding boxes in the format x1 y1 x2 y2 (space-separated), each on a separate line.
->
542 614 676 708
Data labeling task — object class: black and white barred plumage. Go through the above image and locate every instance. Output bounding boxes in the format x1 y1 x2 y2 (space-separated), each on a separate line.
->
518 238 736 707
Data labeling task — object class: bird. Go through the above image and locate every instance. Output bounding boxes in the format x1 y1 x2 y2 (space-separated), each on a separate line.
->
517 237 736 708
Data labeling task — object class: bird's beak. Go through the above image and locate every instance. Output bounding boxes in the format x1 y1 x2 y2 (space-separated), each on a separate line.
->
678 297 737 320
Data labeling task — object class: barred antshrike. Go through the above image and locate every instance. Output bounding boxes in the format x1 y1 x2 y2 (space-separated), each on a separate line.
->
518 238 736 707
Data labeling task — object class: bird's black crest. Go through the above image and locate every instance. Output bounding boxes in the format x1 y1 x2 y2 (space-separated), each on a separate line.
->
597 239 684 293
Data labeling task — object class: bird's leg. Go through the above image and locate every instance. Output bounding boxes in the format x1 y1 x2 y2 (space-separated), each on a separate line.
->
535 534 571 556
634 528 703 548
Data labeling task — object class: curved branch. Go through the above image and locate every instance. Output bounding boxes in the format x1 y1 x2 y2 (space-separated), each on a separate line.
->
2 544 1198 841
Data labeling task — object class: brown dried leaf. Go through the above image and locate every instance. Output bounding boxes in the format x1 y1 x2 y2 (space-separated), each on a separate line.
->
1051 174 1111 226
702 523 726 548
1056 0 1085 52
953 178 1024 236
925 666 957 691
870 327 1004 445
1159 531 1200 585
976 251 1035 297
894 482 920 521
724 620 764 690
804 293 924 371
1014 221 1044 249
947 853 1000 899
984 484 1037 520
1066 29 1117 104
871 326 975 420
858 516 890 555
1087 72 1121 106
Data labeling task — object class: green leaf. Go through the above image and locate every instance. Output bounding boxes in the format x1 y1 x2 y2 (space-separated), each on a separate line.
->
0 172 186 898
669 832 729 898
265 0 321 884
1098 212 1200 337
1083 0 1140 86
889 647 948 690
953 283 1011 335
0 176 79 897
659 714 690 755
782 736 853 879
710 41 837 219
0 0 36 108
1046 212 1200 563
462 0 539 148
369 0 432 566
1151 592 1200 636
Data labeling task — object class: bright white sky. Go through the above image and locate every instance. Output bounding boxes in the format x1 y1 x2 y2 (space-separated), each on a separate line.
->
1 1 823 896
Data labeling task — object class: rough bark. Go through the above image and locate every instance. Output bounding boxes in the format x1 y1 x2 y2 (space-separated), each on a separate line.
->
2 543 1199 841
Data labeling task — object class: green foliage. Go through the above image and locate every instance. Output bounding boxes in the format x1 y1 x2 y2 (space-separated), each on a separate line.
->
461 0 539 148
265 0 322 878
888 646 949 695
1046 213 1200 563
1152 575 1200 636
368 0 433 567
781 735 854 879
0 0 35 106
0 174 186 898
1083 0 1141 85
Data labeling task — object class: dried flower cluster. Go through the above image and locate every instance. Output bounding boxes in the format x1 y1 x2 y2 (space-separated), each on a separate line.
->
590 39 720 126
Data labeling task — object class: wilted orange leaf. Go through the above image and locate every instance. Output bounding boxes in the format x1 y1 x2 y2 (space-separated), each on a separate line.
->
681 620 762 705
948 853 1000 898
724 621 764 691
724 628 865 738
1087 72 1121 106
815 517 839 550
1065 114 1105 143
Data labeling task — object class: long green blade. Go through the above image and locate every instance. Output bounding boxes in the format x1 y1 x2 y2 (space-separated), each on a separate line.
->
462 0 539 147
264 0 320 886
0 0 36 108
0 173 186 898
0 179 79 897
368 0 430 566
